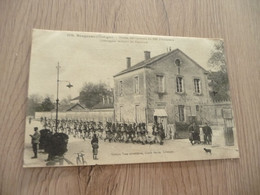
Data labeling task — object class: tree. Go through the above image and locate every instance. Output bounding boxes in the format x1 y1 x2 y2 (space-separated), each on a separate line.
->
79 82 113 108
207 40 230 101
26 94 43 116
208 71 230 101
41 97 55 111
27 95 55 116
208 40 227 72
59 96 72 107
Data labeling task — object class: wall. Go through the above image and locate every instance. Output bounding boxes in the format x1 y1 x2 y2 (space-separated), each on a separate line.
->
146 50 211 124
35 109 114 122
114 68 147 123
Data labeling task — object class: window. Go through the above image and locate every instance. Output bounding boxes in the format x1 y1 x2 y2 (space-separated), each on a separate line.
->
134 76 139 94
175 59 181 66
194 79 201 94
175 59 181 74
178 105 185 122
119 81 123 96
157 75 165 93
196 105 200 112
176 77 184 93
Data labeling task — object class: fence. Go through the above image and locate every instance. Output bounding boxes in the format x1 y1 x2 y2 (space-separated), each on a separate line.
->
35 109 115 123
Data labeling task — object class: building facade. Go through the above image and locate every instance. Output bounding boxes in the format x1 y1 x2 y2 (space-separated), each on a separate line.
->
113 49 211 129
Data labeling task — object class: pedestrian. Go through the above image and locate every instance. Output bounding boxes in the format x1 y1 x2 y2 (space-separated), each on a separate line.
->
91 133 99 160
158 122 165 145
203 123 212 145
188 122 200 145
30 127 40 158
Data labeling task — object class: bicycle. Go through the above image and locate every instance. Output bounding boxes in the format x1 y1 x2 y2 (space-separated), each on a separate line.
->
74 151 87 165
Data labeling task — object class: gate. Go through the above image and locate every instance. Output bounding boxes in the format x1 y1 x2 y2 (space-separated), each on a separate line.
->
222 108 234 146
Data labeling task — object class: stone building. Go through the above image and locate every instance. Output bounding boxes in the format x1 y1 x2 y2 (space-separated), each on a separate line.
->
113 49 211 130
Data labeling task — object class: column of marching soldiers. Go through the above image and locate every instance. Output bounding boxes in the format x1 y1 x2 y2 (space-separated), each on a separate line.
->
40 117 166 145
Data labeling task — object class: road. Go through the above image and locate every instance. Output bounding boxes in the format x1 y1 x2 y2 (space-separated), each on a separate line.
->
23 120 239 167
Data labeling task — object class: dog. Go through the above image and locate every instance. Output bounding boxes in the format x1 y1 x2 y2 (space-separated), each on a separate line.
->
204 148 212 154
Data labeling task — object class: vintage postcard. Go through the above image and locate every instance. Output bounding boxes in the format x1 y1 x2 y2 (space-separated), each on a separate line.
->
24 29 239 167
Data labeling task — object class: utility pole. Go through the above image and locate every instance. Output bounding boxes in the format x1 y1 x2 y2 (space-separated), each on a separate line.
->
55 62 61 133
55 62 73 133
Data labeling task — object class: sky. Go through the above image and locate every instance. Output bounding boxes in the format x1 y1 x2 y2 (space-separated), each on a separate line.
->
28 29 219 100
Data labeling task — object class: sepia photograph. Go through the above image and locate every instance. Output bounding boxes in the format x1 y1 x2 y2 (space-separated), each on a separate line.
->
23 29 239 167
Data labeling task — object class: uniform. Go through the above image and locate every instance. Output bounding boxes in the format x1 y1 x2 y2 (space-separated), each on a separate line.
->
30 127 40 158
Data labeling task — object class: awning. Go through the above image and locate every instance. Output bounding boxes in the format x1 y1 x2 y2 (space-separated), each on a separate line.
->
153 109 167 117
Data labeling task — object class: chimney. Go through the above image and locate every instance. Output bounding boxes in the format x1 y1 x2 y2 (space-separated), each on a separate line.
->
126 57 131 68
144 51 151 60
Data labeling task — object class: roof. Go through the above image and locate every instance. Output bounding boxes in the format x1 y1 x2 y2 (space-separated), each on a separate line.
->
66 103 86 111
154 109 168 117
114 49 207 77
70 96 80 101
52 103 86 112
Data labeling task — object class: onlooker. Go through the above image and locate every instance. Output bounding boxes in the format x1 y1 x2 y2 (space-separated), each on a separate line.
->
188 122 200 145
30 127 40 158
203 123 212 145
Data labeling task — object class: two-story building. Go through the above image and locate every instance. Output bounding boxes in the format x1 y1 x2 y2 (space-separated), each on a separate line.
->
113 49 211 131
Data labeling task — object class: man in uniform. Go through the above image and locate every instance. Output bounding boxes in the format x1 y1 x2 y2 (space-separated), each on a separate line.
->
91 133 99 160
188 122 200 145
203 123 212 145
30 127 40 158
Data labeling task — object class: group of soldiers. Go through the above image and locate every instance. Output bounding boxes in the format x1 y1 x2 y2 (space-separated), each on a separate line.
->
104 122 165 145
40 117 166 145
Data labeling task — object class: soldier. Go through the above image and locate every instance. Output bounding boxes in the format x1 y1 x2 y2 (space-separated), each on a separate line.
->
30 127 40 158
153 122 161 144
140 124 147 145
126 124 134 143
188 122 200 145
203 123 212 145
158 123 165 145
91 134 99 160
104 125 111 142
121 123 127 142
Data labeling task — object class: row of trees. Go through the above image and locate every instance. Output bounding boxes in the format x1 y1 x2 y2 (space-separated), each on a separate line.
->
27 82 113 116
27 95 55 116
79 82 113 108
27 95 74 116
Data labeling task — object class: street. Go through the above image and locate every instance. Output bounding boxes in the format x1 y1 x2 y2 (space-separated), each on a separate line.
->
23 120 239 167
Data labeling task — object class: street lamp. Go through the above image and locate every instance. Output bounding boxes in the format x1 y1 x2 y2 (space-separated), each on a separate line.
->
55 62 73 133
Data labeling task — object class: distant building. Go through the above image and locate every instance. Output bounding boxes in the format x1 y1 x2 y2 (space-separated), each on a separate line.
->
70 96 80 104
113 49 211 128
66 103 86 112
92 95 114 110
51 103 86 113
